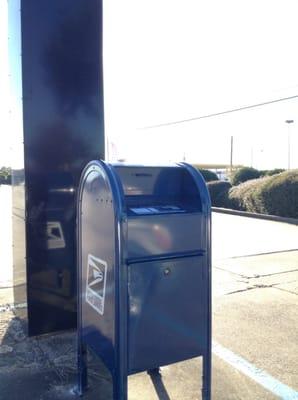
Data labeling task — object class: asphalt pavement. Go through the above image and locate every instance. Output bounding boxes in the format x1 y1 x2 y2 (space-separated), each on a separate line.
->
0 185 297 399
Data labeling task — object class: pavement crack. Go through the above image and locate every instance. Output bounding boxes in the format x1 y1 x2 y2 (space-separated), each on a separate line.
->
224 286 257 295
254 268 298 278
34 338 65 384
214 266 250 279
214 266 298 281
225 283 276 295
225 279 298 296
272 286 298 296
228 248 298 259
253 283 274 289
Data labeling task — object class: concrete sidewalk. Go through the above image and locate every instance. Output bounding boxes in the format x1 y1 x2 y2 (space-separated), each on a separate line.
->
213 251 298 391
1 186 297 399
212 212 298 260
0 305 278 400
1 250 297 399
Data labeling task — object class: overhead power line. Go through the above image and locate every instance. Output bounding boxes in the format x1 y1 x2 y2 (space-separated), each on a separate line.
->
140 94 298 130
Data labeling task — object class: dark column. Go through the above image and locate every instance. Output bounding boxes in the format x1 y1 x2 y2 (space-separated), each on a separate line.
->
9 0 105 335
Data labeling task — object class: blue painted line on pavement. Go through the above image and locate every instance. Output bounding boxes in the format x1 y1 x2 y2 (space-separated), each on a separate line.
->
213 341 298 400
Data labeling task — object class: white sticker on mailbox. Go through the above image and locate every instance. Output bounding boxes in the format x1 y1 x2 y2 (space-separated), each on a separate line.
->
85 254 107 315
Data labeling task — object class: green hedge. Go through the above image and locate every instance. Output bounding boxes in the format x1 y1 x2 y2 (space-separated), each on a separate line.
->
207 181 232 208
228 170 298 218
197 168 218 182
230 167 261 185
259 168 285 177
229 177 266 212
0 167 11 185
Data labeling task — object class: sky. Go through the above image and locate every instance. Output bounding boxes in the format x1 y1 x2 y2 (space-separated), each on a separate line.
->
0 0 10 167
1 0 298 169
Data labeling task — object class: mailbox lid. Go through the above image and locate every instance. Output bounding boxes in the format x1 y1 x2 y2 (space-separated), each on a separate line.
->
127 256 208 373
112 164 208 259
112 164 203 213
127 213 205 259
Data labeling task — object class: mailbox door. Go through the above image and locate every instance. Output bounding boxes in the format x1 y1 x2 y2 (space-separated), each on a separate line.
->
128 256 207 373
79 166 117 372
78 160 128 388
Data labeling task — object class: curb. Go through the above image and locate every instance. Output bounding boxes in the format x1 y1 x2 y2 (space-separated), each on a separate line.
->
212 207 298 226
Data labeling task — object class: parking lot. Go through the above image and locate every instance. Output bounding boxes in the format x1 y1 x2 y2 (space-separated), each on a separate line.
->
0 185 297 399
212 213 298 399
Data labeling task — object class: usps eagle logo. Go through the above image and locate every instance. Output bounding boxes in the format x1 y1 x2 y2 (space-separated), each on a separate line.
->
85 254 107 315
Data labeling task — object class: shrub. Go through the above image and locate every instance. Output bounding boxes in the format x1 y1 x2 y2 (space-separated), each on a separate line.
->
266 168 285 176
228 177 268 212
231 167 261 185
228 170 298 218
197 168 218 182
207 180 232 208
259 168 285 177
0 167 12 185
255 170 298 218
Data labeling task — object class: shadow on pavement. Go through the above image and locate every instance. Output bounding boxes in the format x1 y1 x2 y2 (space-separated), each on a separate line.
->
148 369 171 400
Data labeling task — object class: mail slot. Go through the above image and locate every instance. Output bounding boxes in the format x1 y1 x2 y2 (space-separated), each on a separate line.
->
77 161 211 399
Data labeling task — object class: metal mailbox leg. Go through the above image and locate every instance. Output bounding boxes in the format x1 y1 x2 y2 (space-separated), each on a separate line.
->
147 368 161 376
78 341 88 396
112 374 128 400
202 352 211 400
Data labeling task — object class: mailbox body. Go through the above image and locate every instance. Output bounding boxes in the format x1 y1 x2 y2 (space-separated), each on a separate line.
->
77 161 211 399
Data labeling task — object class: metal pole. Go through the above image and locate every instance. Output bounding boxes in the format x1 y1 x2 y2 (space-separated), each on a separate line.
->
288 129 290 170
106 136 110 162
250 146 254 168
230 136 233 173
285 120 294 170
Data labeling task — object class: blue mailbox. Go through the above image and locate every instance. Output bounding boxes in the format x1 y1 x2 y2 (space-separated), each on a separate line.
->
77 160 211 400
